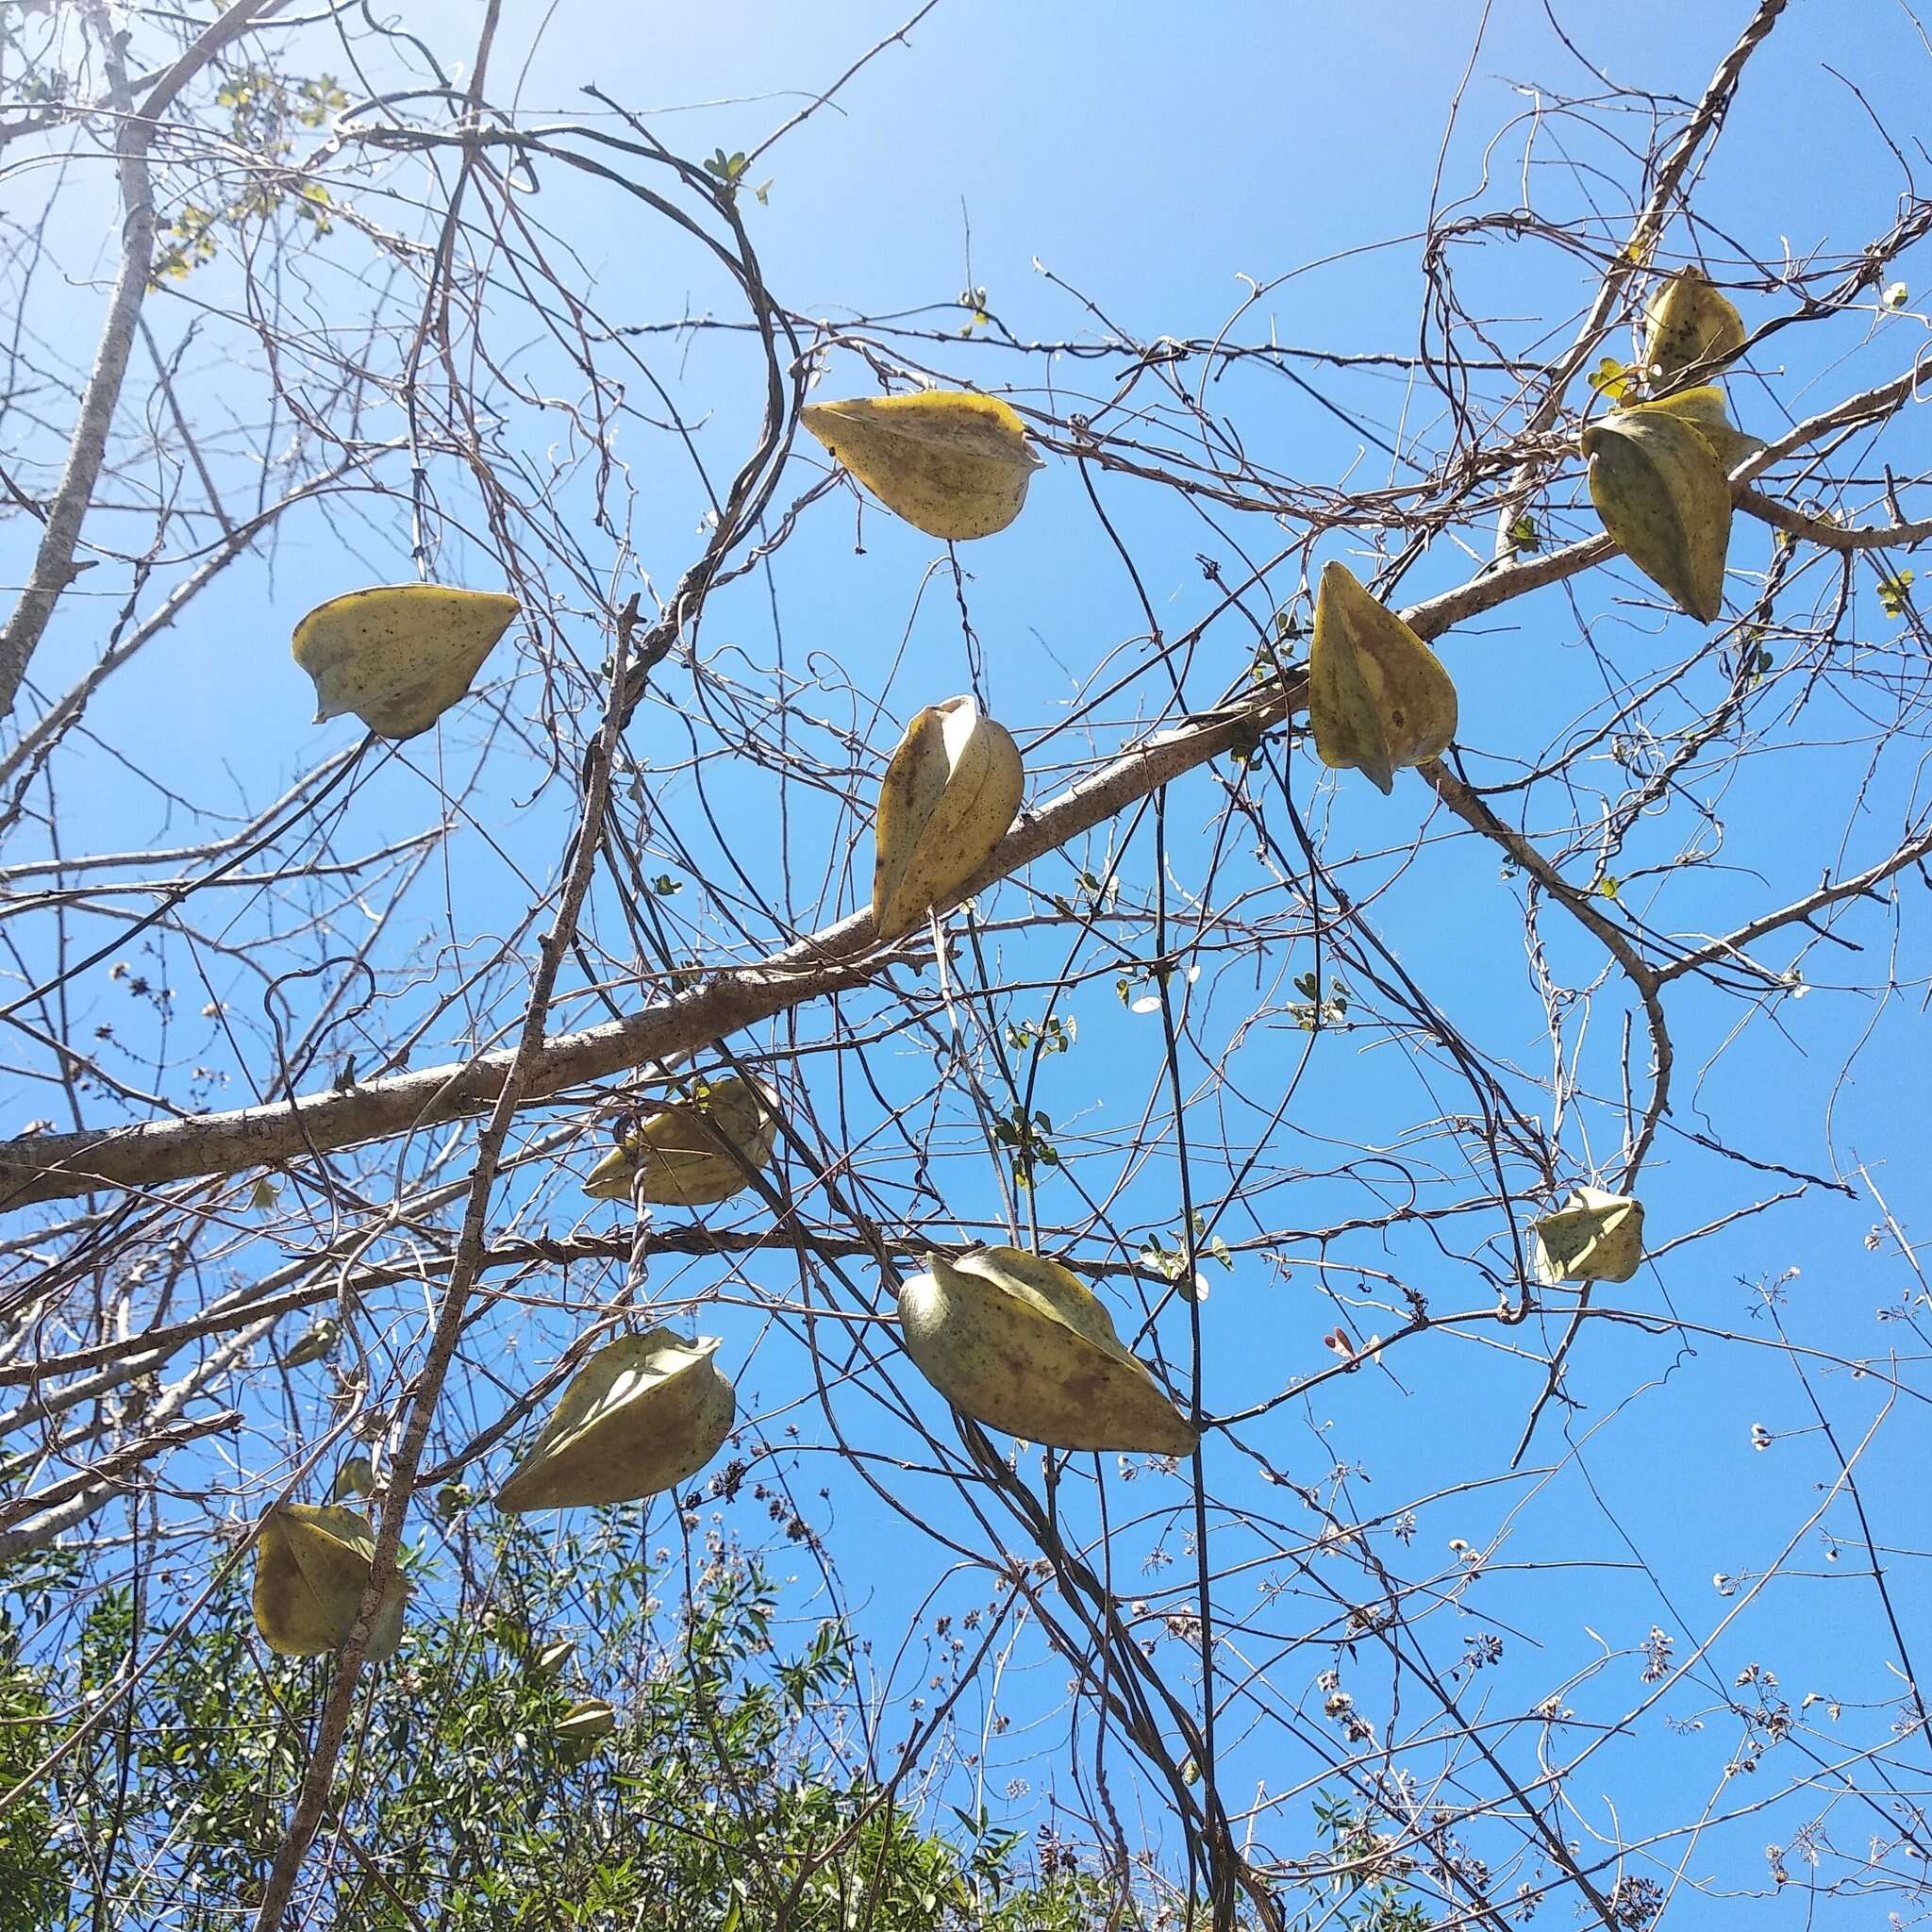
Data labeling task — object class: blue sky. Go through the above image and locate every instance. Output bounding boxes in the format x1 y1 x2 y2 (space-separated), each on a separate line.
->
6 1 1932 1921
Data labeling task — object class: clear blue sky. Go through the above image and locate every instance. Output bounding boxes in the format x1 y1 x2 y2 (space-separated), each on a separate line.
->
7 1 1930 1921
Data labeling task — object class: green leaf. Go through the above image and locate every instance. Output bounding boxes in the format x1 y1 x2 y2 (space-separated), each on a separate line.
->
1586 356 1631 401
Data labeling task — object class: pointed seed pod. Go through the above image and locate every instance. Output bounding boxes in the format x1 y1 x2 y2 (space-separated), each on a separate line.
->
494 1329 736 1513
555 1696 617 1761
528 1637 577 1679
802 391 1044 541
329 1455 375 1502
1582 401 1732 623
582 1075 778 1206
1639 384 1765 475
897 1246 1199 1457
291 585 520 739
1308 562 1458 794
251 1503 407 1660
1533 1186 1645 1285
872 695 1023 940
1642 268 1745 386
279 1316 341 1369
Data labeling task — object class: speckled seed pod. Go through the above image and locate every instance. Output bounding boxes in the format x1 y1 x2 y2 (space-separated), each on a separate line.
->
1308 561 1458 794
801 391 1045 541
291 585 520 739
871 695 1024 940
1532 1186 1645 1285
1582 401 1733 623
897 1246 1198 1457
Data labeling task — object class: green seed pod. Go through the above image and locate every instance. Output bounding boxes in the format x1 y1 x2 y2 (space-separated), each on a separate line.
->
251 1503 406 1660
329 1455 375 1502
279 1317 341 1370
897 1246 1198 1457
582 1076 778 1207
1582 401 1733 623
1308 562 1458 794
494 1329 736 1513
555 1695 617 1763
528 1636 577 1679
1640 384 1765 475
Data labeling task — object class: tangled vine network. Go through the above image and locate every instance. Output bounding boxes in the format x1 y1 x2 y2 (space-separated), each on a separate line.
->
0 1 1928 1926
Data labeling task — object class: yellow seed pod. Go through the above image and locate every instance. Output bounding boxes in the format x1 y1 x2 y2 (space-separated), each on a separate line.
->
251 1503 406 1661
279 1316 340 1369
897 1246 1199 1457
1639 384 1765 476
1642 268 1745 387
872 695 1023 941
1582 400 1732 623
329 1455 375 1502
801 391 1044 541
582 1075 778 1206
291 585 520 739
1308 562 1458 794
493 1329 736 1513
1532 1186 1645 1285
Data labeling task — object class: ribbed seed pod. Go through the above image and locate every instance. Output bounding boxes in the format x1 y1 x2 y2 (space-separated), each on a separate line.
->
897 1246 1199 1457
1640 384 1765 475
1642 268 1745 386
1532 1186 1645 1284
802 391 1044 540
251 1503 406 1660
872 695 1023 940
582 1075 778 1206
1307 562 1458 794
291 585 520 739
1582 400 1733 623
494 1330 736 1513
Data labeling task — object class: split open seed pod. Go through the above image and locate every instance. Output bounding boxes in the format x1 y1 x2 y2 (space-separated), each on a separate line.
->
582 1075 778 1206
555 1696 616 1762
897 1246 1199 1457
1582 399 1732 623
291 585 520 739
1642 268 1745 387
251 1502 407 1660
528 1637 576 1679
872 695 1023 941
802 391 1044 541
494 1329 736 1513
1532 1186 1645 1285
1308 562 1458 794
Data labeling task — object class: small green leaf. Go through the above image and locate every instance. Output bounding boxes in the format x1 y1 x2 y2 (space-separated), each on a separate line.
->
1586 356 1631 402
